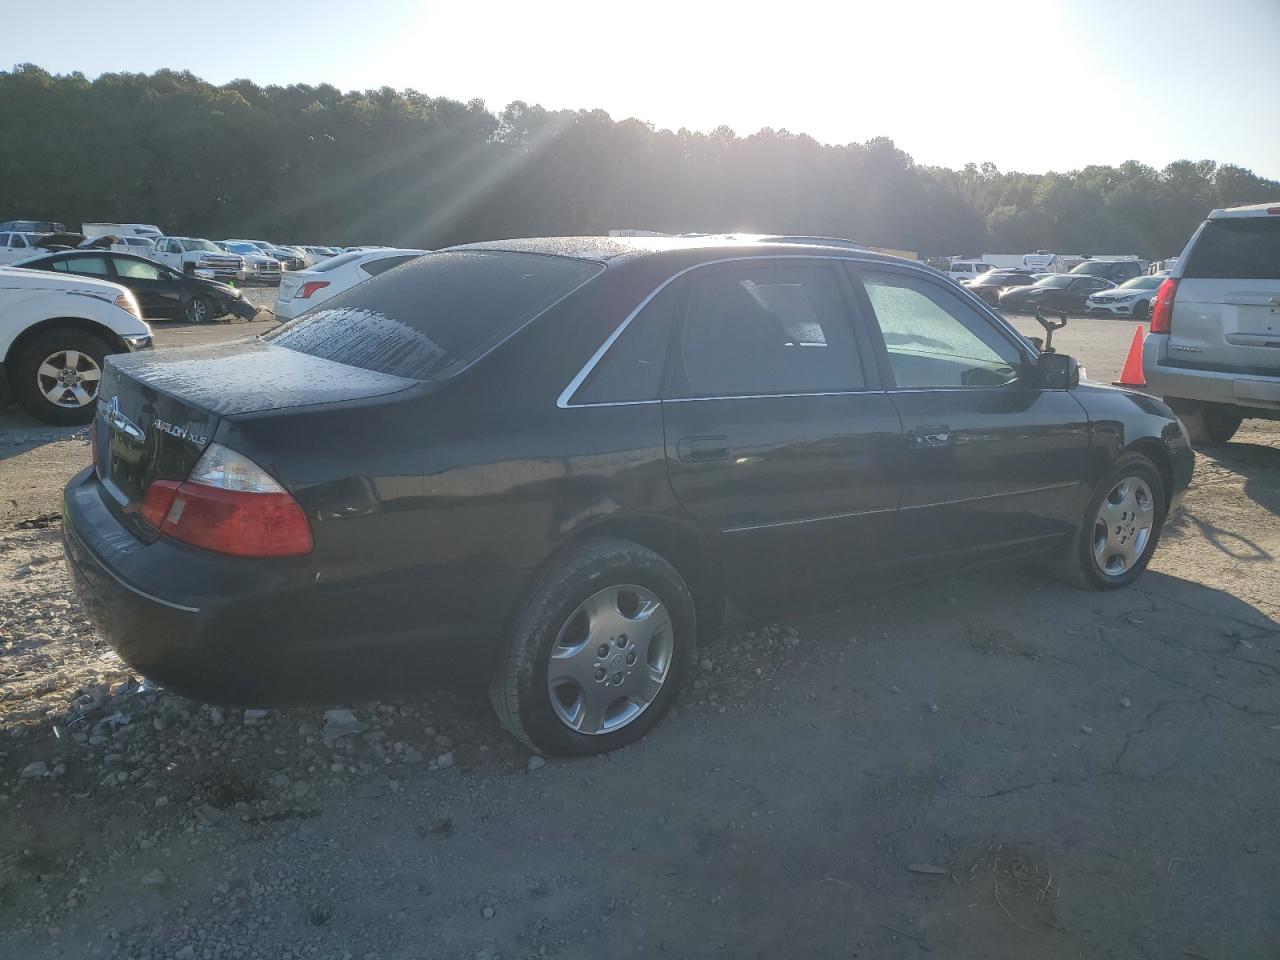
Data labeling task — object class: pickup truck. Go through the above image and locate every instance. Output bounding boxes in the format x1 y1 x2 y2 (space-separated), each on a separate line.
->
151 237 246 283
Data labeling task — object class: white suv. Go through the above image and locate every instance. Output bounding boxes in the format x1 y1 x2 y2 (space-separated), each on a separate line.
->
0 267 153 424
1143 202 1280 444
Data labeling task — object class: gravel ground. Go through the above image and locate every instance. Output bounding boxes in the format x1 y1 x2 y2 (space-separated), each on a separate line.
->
1 317 1277 959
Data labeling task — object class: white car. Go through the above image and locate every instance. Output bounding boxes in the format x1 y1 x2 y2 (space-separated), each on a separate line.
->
1084 274 1167 320
273 248 428 321
0 231 42 265
1143 200 1280 444
945 260 996 283
152 237 246 283
0 267 153 424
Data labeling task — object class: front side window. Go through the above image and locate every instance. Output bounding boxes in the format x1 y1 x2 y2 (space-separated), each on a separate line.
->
859 269 1023 389
674 264 864 398
113 257 164 280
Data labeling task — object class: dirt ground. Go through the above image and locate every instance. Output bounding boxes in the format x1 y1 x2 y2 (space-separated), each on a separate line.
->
1 313 1277 959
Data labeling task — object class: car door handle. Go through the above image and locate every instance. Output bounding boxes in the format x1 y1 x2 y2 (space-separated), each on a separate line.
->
678 436 731 462
909 425 951 448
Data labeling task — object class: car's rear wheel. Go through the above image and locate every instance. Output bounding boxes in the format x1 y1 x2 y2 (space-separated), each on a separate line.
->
1168 398 1242 446
1052 453 1166 590
184 295 215 324
490 538 696 756
12 328 110 425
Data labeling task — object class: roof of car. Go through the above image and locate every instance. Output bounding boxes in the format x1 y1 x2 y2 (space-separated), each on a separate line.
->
1208 201 1280 219
447 235 919 268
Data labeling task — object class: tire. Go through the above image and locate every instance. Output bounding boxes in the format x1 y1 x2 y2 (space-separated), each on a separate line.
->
490 538 697 757
11 328 111 426
1168 398 1242 446
1051 453 1166 590
184 295 215 324
1133 299 1150 322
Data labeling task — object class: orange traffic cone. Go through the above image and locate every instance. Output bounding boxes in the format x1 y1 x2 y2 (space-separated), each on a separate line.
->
1113 325 1146 387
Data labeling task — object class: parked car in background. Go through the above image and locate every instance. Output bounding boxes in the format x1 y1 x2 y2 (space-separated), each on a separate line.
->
228 240 306 271
1084 274 1166 320
1 219 67 234
16 250 256 324
298 246 339 267
0 266 152 423
218 242 283 285
0 231 41 265
1144 201 1280 444
946 260 995 283
272 248 428 320
998 274 1115 313
82 223 164 242
152 237 246 283
963 269 1037 306
1069 258 1146 285
63 237 1192 757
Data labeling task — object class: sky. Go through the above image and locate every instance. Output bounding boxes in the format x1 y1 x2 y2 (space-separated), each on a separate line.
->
4 0 1279 179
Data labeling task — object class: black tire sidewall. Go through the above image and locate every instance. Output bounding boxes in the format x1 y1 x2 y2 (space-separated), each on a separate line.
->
509 543 696 756
12 328 110 425
186 296 213 323
1074 455 1166 589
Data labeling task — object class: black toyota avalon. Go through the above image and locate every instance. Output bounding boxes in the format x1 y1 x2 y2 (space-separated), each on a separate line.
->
63 237 1193 756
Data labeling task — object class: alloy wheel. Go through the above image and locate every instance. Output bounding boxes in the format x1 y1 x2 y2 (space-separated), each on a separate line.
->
1092 477 1154 576
187 297 208 323
36 350 102 408
545 584 674 735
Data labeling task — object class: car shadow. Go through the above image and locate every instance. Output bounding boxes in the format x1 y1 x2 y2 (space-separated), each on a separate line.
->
1196 437 1280 519
0 409 84 464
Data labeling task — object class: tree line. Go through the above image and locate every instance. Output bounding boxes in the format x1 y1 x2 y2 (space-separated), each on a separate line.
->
2 63 1276 258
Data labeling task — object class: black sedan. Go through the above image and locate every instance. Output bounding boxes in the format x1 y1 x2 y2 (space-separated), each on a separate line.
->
18 251 257 323
963 269 1038 306
998 273 1115 314
63 238 1193 756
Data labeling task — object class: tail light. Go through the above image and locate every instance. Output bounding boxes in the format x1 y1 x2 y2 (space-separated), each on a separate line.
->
139 443 312 557
1149 277 1178 334
295 280 330 299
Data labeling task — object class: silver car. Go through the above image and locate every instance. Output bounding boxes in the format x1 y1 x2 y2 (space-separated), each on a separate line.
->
1143 201 1280 444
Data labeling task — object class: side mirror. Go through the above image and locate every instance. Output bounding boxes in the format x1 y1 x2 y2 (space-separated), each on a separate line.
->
1036 352 1079 390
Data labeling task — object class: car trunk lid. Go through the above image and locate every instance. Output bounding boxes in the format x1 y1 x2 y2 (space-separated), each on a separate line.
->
92 339 417 537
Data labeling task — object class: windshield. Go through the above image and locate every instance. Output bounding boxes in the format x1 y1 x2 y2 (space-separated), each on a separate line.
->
1118 275 1162 290
224 242 259 255
180 239 220 252
264 251 602 380
1034 275 1074 288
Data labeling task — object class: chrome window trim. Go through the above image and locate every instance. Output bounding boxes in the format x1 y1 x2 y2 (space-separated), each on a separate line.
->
723 504 896 534
557 254 1036 409
901 481 1079 512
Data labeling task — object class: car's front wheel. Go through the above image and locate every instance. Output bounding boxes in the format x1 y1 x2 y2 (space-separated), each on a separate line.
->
1052 453 1166 590
184 295 216 324
11 328 110 425
1133 299 1150 321
491 538 697 756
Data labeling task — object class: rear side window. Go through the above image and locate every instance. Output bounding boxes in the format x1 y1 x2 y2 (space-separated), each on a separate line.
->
1184 218 1280 280
674 264 864 397
264 251 602 381
56 255 110 276
573 281 683 404
359 254 418 277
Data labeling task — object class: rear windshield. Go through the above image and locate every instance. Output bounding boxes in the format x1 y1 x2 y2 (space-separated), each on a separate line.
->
310 251 363 272
1184 217 1280 280
263 251 602 380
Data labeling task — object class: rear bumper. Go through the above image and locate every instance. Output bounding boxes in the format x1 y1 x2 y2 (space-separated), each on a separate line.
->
272 297 300 321
1143 334 1280 412
63 468 526 705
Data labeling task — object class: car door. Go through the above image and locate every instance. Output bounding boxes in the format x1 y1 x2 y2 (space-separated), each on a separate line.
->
850 264 1092 565
659 259 903 603
111 255 181 318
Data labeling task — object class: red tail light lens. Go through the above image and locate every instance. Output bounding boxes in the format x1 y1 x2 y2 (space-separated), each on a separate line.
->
1149 277 1178 334
295 280 330 299
138 445 312 557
